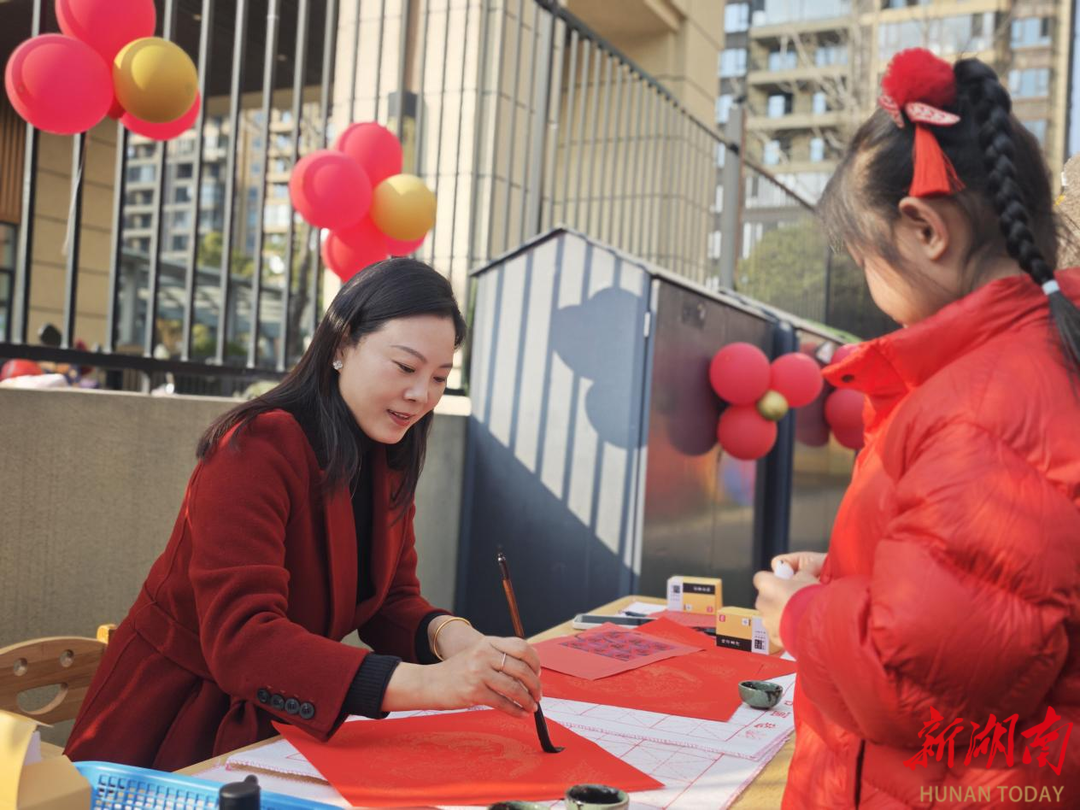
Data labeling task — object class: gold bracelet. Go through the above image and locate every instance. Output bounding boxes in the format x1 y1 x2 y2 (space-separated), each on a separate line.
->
431 616 473 661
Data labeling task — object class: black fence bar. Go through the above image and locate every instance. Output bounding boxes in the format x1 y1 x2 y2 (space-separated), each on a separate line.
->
216 0 250 365
181 0 215 362
144 0 179 358
280 0 311 372
374 0 387 122
445 0 472 284
248 0 282 368
62 133 86 348
349 1 361 121
395 0 410 142
12 0 42 345
314 0 338 339
105 125 129 353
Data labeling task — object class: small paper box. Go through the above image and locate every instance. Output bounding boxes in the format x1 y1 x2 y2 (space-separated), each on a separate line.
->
666 576 723 615
715 606 783 655
0 710 90 810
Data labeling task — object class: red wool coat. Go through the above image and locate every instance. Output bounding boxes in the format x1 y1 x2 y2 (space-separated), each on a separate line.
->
781 270 1080 808
65 410 444 771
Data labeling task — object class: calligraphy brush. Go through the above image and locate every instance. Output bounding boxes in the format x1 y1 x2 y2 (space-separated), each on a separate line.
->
496 551 563 754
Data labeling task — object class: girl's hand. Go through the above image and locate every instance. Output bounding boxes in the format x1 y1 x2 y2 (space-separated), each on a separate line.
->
752 570 820 649
383 636 542 718
770 551 827 580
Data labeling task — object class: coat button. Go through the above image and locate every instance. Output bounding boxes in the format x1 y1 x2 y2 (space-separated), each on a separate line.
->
842 374 854 383
270 694 285 710
285 698 300 715
299 702 315 720
256 689 270 704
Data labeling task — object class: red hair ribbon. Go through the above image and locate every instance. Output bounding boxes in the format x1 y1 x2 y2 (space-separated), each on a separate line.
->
879 49 965 198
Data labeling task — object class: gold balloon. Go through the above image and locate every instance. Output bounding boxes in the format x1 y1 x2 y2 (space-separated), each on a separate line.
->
370 174 437 241
113 37 197 124
756 390 790 422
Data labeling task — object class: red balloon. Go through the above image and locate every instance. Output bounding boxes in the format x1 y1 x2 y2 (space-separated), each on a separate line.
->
824 388 865 433
123 92 200 141
289 150 372 230
334 122 403 186
5 34 112 134
709 342 770 405
833 423 865 451
769 352 823 408
831 343 859 365
323 218 388 281
0 359 43 381
717 405 777 461
56 0 157 64
106 94 124 120
386 235 425 256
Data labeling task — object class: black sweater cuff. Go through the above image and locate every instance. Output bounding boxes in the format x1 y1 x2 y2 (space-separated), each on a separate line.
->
416 610 450 665
343 653 402 719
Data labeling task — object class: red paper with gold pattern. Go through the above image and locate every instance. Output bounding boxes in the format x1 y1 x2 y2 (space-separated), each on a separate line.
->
542 618 797 722
274 711 662 807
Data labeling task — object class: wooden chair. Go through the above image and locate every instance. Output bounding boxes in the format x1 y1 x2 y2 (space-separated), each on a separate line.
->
0 624 117 754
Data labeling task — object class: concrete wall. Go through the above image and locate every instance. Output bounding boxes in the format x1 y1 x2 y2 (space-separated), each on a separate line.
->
0 387 467 649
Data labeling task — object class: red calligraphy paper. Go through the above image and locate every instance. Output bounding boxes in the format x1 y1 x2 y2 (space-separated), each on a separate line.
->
654 609 715 628
536 622 698 680
274 710 661 807
542 618 797 722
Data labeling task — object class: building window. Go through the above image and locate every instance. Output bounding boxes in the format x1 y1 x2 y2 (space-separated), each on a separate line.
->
716 94 734 125
1011 17 1052 48
1023 119 1048 146
815 45 847 67
171 210 191 230
126 165 155 184
763 139 783 166
767 93 793 118
176 163 194 179
812 92 829 114
708 230 723 260
810 138 825 162
715 142 727 168
1009 69 1050 98
767 49 798 71
170 234 189 252
719 49 747 77
725 3 750 33
174 186 192 204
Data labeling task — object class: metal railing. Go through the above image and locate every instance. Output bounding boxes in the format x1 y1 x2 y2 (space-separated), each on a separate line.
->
0 0 835 393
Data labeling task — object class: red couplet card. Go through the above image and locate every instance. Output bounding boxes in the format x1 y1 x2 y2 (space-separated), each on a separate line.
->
274 711 662 807
535 622 699 680
542 618 797 722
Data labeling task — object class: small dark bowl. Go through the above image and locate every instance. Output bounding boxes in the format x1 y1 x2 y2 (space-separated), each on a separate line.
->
738 679 784 709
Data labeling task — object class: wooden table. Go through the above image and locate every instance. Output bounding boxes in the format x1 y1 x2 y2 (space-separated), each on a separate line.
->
182 595 793 807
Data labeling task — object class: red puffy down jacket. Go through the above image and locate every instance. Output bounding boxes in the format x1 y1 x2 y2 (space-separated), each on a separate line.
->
781 270 1080 809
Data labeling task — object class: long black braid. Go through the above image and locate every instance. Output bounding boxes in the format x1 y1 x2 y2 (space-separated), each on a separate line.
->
820 56 1080 373
953 59 1080 370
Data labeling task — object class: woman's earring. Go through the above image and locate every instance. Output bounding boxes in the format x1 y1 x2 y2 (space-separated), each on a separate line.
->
332 359 343 371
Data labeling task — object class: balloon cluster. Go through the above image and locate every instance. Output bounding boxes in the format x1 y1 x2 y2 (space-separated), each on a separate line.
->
289 122 436 282
708 343 824 460
4 0 200 141
822 344 865 450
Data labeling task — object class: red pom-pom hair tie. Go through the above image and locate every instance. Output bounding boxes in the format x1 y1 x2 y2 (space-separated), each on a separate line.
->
879 48 965 198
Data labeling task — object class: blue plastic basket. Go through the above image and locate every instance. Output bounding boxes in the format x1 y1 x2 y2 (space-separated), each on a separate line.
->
74 761 338 810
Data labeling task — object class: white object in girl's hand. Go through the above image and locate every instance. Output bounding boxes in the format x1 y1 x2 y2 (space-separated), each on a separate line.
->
773 560 795 580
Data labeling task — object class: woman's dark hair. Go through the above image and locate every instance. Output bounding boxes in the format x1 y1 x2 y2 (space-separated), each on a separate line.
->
197 258 467 510
819 56 1080 369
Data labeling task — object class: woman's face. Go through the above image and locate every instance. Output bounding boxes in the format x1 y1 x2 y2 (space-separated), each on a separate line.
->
335 314 456 444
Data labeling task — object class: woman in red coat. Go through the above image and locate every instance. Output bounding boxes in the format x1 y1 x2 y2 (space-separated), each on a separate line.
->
66 259 542 771
754 51 1080 807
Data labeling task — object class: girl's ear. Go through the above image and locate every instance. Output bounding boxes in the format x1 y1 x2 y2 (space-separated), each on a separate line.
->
897 196 950 261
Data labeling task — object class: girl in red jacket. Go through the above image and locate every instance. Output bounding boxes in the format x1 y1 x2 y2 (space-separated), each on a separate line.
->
66 259 542 771
754 50 1080 808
